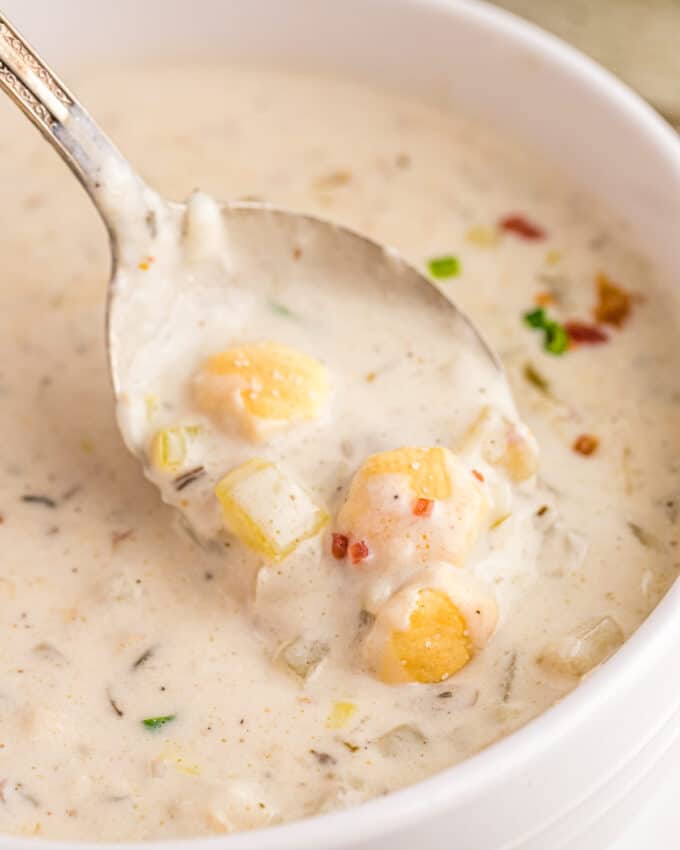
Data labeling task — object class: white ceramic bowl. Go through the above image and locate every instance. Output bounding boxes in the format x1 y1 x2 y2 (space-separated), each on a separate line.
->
3 1 680 848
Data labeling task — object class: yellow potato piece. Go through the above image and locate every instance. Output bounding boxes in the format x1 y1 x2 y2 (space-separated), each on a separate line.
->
460 406 538 483
360 447 452 500
325 701 357 729
387 589 471 684
193 342 329 440
337 447 487 568
496 423 539 483
215 459 328 561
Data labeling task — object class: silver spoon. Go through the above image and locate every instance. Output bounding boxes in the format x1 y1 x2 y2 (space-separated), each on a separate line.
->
0 13 512 487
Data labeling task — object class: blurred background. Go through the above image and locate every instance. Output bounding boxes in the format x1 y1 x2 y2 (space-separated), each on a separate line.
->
490 0 680 130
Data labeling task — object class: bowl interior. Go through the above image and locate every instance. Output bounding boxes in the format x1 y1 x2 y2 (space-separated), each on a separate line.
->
2 2 680 849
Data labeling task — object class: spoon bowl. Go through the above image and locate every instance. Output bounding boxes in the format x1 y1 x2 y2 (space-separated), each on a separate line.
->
0 11 511 513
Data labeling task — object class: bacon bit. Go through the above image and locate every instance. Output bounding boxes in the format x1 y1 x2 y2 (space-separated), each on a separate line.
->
331 533 349 559
565 320 609 345
573 434 599 456
472 469 485 483
0 779 6 802
412 498 434 517
534 291 554 307
594 273 631 327
349 540 369 565
499 214 546 240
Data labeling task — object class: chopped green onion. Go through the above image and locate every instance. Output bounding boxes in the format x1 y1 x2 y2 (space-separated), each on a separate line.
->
142 714 176 730
544 321 568 355
523 308 568 356
523 307 547 328
427 255 461 279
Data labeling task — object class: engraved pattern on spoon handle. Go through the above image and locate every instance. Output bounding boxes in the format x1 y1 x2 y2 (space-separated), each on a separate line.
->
0 12 150 242
0 16 79 157
0 18 72 127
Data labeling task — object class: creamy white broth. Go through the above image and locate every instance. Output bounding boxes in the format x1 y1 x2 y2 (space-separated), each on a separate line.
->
1 63 679 841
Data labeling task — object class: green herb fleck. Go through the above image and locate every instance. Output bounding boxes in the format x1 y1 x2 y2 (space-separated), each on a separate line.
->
544 321 568 354
524 308 547 328
142 714 176 730
523 308 568 355
427 255 461 279
523 363 550 394
269 300 296 318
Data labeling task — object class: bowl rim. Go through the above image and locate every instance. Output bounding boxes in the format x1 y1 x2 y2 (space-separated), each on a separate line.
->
4 0 680 848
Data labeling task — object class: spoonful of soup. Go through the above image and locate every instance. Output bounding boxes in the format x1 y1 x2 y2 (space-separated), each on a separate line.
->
0 13 522 540
0 13 554 688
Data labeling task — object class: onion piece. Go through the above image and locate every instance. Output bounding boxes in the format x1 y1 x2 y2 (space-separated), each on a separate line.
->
537 617 624 677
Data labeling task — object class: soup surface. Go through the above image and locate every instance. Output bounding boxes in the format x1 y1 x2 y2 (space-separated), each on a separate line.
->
1 63 679 841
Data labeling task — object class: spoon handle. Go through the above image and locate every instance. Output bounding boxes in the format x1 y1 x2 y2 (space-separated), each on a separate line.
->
0 13 153 247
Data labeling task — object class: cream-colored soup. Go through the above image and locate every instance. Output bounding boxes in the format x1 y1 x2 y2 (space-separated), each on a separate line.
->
1 63 678 841
109 185 542 687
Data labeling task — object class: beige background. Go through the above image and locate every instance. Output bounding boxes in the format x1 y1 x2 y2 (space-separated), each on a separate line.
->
491 0 680 128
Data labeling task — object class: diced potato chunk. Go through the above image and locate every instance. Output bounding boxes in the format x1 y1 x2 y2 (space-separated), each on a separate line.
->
149 426 199 472
537 617 624 677
193 342 329 442
391 588 471 683
364 565 498 684
215 459 328 561
460 406 539 483
335 447 488 569
360 447 452 500
499 422 539 483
